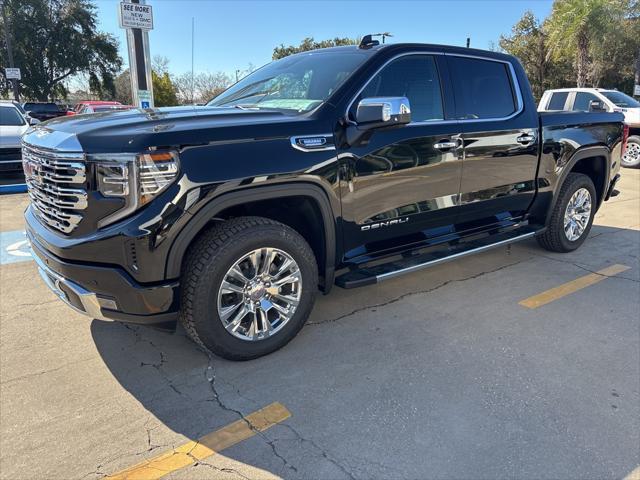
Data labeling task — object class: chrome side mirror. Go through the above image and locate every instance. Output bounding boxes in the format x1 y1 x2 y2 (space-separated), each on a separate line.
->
28 116 41 125
588 100 607 112
356 96 412 127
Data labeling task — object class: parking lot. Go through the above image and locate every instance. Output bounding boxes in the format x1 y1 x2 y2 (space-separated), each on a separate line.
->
0 170 638 480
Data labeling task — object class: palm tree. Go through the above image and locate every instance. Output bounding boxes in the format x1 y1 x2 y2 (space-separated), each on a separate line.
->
546 0 626 87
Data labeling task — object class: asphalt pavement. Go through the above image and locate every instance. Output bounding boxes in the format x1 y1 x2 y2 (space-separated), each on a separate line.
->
1 170 639 480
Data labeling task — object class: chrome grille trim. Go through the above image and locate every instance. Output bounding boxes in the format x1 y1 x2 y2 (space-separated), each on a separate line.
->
22 144 87 234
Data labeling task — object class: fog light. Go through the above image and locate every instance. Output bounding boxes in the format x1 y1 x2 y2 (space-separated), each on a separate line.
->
97 296 118 310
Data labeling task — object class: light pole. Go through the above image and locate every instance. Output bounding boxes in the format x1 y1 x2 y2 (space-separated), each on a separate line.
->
0 0 20 101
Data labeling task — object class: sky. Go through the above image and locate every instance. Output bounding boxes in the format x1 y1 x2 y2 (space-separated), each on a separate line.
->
95 0 554 77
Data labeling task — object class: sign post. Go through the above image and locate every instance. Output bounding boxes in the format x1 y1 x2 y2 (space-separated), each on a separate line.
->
5 68 20 80
0 1 20 101
118 0 154 109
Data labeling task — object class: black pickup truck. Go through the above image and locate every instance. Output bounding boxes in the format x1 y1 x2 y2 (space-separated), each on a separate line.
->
23 38 624 360
22 102 67 122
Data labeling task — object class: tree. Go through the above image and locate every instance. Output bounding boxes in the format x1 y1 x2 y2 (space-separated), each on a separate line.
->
113 68 179 107
272 37 360 60
174 71 232 104
546 0 628 87
500 12 550 100
499 11 573 100
114 70 132 105
152 70 177 107
0 0 122 100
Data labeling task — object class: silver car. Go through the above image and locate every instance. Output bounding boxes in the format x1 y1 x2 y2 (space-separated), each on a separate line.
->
0 101 38 187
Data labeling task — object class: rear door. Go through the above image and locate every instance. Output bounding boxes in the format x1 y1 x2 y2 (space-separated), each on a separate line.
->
447 54 540 228
338 54 464 262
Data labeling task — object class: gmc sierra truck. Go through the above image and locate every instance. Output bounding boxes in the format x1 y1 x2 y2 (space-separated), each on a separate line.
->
22 38 624 360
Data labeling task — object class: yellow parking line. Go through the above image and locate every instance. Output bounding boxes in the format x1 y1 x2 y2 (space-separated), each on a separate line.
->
107 402 291 480
519 264 630 309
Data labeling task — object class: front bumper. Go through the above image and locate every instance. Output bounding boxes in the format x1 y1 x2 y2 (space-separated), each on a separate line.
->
28 230 179 324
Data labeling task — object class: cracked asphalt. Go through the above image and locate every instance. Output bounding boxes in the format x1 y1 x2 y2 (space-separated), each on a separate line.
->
1 170 639 480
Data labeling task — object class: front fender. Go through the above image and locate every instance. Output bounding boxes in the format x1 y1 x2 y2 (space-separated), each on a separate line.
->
165 182 339 292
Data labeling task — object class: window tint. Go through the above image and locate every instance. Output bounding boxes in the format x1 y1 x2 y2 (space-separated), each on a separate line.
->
547 92 569 110
0 106 25 126
448 57 517 119
356 55 444 122
572 92 600 111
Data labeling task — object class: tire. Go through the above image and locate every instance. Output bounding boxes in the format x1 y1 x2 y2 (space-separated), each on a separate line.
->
621 135 640 168
536 173 597 253
180 216 318 360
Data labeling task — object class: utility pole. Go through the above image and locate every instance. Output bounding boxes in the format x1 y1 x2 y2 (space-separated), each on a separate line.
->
373 32 393 44
0 0 19 101
191 16 194 104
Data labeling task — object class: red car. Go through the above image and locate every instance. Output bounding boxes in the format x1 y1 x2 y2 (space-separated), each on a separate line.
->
67 101 134 115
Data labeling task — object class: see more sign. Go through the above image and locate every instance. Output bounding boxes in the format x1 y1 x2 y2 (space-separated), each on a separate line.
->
118 2 153 30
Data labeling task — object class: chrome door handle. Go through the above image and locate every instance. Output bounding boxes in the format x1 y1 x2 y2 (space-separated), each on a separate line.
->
516 134 536 145
433 141 457 150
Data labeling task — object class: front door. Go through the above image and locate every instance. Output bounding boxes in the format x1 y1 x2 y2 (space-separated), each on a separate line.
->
338 54 463 262
446 54 540 228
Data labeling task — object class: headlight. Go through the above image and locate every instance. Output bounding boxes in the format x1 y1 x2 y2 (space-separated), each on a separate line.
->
90 150 179 228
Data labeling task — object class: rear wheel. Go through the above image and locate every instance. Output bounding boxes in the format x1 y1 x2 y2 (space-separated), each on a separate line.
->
621 135 640 168
180 217 318 360
537 173 596 253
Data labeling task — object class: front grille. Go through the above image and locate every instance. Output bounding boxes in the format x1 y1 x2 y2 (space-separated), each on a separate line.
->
22 145 87 234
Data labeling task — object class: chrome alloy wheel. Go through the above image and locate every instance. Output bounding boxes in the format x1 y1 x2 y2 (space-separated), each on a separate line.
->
564 187 592 241
217 248 302 341
622 142 640 166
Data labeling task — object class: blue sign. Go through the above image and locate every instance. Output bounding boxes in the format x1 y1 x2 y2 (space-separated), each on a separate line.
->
141 101 150 108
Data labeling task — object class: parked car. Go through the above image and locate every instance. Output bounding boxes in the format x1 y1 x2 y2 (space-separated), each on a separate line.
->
22 102 67 122
23 39 624 360
0 102 37 186
539 88 640 168
67 101 128 116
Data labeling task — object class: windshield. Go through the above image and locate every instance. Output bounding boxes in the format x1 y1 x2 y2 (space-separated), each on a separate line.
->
208 49 370 113
0 106 25 126
601 91 640 108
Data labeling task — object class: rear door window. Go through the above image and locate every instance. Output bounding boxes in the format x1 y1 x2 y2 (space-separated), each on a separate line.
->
448 56 517 119
547 92 569 110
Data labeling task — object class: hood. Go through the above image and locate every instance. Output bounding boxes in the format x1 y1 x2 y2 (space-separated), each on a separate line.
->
0 124 29 148
619 107 640 127
25 105 313 153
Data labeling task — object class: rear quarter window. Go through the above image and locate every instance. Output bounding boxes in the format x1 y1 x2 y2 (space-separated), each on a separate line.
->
547 92 569 110
448 56 517 119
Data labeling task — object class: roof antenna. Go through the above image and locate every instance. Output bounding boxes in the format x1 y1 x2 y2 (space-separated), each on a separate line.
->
466 37 471 48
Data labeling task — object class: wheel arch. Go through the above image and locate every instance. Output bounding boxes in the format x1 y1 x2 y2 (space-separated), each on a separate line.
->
166 183 337 293
544 146 610 226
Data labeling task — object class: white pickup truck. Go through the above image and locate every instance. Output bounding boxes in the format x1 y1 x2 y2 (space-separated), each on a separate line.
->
539 88 640 168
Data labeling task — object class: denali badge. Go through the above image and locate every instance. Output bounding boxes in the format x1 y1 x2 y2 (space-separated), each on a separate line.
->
361 217 409 231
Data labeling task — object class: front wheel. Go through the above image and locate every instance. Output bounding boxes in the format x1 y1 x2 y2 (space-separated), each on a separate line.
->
180 217 318 360
537 173 596 253
621 135 640 168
